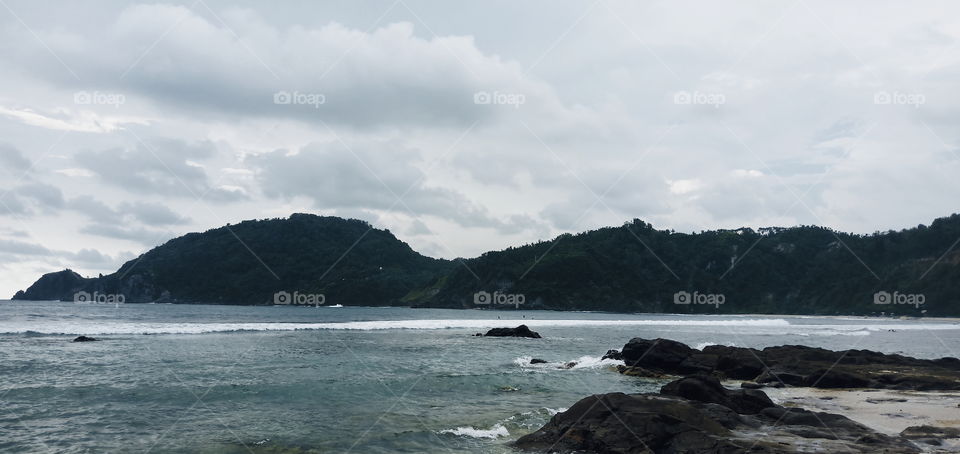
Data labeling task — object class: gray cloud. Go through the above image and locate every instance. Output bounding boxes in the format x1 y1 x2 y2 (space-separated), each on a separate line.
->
5 5 556 130
74 140 246 202
79 223 172 245
252 141 541 234
0 143 31 173
119 201 190 226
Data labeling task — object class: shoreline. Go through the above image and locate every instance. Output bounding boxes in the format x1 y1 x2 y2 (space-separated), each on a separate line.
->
5 299 960 321
760 386 960 436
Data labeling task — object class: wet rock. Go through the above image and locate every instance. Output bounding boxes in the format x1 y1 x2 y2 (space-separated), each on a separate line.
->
529 358 548 364
900 425 960 446
601 349 622 361
483 325 541 338
72 336 98 342
615 365 667 378
660 375 777 415
514 378 922 453
612 338 960 391
620 337 696 372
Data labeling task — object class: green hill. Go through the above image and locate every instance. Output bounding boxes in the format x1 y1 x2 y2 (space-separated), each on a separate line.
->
406 216 960 316
13 213 960 315
15 214 450 305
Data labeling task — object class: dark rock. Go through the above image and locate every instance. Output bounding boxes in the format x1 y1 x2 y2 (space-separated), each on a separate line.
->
612 337 960 391
72 336 98 342
900 425 960 446
660 375 777 415
621 337 695 371
558 362 577 370
513 392 746 453
514 386 921 453
601 349 622 361
483 325 541 338
615 365 667 378
803 368 870 388
529 358 548 364
755 368 806 386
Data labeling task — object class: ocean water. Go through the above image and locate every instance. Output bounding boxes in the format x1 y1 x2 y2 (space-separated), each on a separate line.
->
1 301 958 453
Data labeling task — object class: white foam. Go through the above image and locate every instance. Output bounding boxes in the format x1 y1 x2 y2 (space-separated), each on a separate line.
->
0 318 955 336
0 318 794 335
513 355 624 370
439 424 509 439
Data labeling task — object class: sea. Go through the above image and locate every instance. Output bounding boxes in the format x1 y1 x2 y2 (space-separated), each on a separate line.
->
1 300 958 453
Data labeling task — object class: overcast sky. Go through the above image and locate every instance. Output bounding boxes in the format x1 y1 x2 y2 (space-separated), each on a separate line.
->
1 0 959 297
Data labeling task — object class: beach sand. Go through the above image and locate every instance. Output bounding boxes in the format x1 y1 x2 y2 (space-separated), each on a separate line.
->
753 386 960 451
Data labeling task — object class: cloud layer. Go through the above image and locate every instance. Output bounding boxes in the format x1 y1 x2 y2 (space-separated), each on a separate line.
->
1 1 960 297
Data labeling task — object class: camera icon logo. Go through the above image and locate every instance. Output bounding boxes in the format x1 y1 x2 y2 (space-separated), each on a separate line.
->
273 91 292 105
873 91 892 105
473 91 492 105
73 291 91 303
74 91 92 105
673 291 691 304
473 291 492 304
274 291 291 304
673 91 692 105
873 291 891 304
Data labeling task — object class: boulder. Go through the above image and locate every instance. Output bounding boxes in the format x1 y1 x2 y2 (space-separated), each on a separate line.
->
660 375 777 415
514 381 921 453
620 338 695 371
72 336 98 342
483 325 541 338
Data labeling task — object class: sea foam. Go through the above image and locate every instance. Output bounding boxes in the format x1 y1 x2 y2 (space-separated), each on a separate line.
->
439 423 509 439
0 318 955 336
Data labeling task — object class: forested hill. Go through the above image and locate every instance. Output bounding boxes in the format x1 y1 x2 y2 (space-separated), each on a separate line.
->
406 215 960 316
14 214 451 305
13 213 960 316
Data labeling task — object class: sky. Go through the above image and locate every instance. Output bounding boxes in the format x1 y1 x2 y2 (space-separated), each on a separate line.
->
1 0 959 298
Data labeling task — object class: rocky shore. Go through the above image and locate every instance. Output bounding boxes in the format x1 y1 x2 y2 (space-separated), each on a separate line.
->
514 338 960 453
515 375 938 453
614 337 960 391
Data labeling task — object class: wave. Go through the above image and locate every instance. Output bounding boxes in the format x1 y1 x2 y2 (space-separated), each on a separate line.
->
439 423 509 439
513 355 625 370
0 319 955 336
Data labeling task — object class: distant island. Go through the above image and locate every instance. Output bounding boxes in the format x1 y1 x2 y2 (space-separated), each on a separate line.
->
12 213 960 316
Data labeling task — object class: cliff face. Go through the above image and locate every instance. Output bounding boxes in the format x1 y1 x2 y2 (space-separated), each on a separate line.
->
13 269 91 301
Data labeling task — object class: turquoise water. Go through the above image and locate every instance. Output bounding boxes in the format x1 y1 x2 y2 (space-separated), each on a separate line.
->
1 301 958 453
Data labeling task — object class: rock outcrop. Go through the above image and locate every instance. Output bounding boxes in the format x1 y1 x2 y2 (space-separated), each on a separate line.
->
617 338 960 391
514 375 923 453
483 325 541 338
